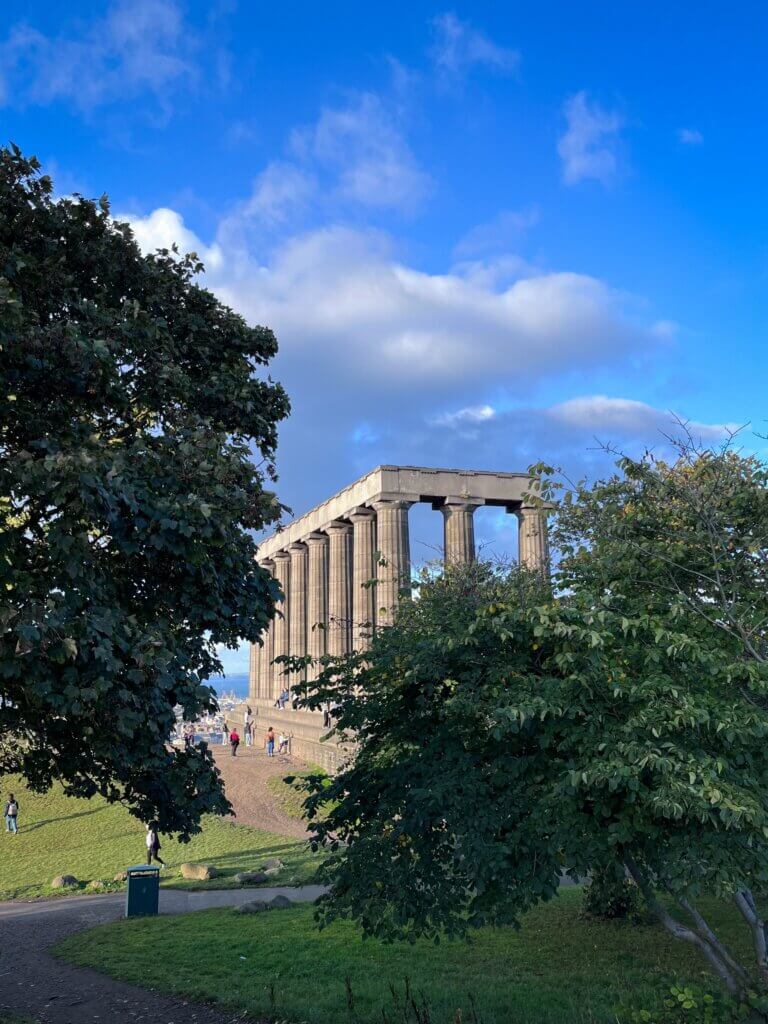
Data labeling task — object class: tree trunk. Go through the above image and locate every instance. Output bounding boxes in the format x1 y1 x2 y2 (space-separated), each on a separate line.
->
623 856 745 998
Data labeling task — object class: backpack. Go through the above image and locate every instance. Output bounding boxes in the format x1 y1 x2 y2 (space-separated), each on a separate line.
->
7 801 17 816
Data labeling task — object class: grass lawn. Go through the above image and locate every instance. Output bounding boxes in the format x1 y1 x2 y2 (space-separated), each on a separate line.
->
0 775 319 901
55 888 748 1024
265 764 331 821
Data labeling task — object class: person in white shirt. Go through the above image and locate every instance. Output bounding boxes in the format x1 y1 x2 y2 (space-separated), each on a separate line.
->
277 732 289 755
145 823 165 867
244 706 253 746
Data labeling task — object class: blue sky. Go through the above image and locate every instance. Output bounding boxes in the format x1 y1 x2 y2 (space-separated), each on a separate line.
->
4 1 767 673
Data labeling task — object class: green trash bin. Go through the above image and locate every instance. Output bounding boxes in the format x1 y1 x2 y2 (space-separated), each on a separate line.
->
125 864 160 918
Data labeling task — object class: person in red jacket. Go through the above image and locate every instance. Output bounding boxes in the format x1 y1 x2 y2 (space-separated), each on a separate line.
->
229 728 240 757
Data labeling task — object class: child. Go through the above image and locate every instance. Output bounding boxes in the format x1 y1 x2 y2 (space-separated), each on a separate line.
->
229 728 240 757
278 732 289 755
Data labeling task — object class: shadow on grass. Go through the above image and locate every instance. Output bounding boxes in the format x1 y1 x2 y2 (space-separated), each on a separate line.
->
20 806 107 833
162 841 320 890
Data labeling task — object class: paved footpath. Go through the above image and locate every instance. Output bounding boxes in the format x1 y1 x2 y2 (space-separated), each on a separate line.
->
0 886 324 1024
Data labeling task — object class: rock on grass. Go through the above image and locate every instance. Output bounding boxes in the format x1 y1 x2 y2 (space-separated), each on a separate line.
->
180 863 218 881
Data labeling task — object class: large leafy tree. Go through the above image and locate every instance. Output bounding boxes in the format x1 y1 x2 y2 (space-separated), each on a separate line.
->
0 146 289 836
304 441 768 1009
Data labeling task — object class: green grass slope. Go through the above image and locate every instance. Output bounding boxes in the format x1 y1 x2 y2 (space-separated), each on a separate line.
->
0 775 317 901
56 891 748 1024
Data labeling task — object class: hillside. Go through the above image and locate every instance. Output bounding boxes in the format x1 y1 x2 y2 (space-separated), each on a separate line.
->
0 770 317 901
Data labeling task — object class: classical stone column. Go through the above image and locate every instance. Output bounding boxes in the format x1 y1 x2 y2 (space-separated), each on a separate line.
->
326 520 352 657
372 499 413 626
306 532 329 680
441 501 478 565
271 551 291 701
257 558 274 701
248 641 258 703
518 505 550 575
288 542 308 684
350 507 377 649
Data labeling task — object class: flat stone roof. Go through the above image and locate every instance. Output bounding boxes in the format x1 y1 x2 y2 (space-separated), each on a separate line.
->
257 465 538 560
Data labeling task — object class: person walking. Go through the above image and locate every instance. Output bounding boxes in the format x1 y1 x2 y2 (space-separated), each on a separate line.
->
265 726 275 757
145 823 165 867
222 720 230 746
4 794 19 834
229 727 240 757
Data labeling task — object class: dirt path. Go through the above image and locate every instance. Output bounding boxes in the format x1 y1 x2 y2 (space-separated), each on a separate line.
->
212 744 309 840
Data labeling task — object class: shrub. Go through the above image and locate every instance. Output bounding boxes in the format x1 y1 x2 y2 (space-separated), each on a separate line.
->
582 865 644 921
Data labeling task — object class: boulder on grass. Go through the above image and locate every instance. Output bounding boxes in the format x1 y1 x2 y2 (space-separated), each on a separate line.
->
264 867 282 878
180 863 218 881
262 858 284 871
51 875 78 888
87 880 106 891
235 894 293 914
113 872 128 883
235 900 271 914
234 871 268 885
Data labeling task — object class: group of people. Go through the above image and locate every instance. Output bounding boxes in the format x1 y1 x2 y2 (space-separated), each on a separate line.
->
224 707 289 758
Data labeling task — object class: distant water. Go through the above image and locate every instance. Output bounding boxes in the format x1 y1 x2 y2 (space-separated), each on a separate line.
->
207 673 249 698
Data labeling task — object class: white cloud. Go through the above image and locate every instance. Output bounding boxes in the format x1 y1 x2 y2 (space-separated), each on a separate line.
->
290 93 431 211
548 395 737 441
558 91 623 186
121 207 224 272
242 162 316 226
678 127 704 145
453 207 539 258
430 404 497 427
430 13 520 79
1 0 197 111
125 209 663 401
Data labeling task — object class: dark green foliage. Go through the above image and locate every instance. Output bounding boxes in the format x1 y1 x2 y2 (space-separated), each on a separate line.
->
618 981 763 1023
302 441 768 1006
0 145 289 836
583 866 643 921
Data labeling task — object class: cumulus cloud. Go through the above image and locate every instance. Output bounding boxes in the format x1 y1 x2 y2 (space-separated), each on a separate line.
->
122 193 680 532
0 0 197 112
124 206 669 404
678 127 704 145
121 207 225 272
430 13 520 79
558 91 624 186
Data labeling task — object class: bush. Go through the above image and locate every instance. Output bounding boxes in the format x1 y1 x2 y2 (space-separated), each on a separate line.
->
582 865 643 921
